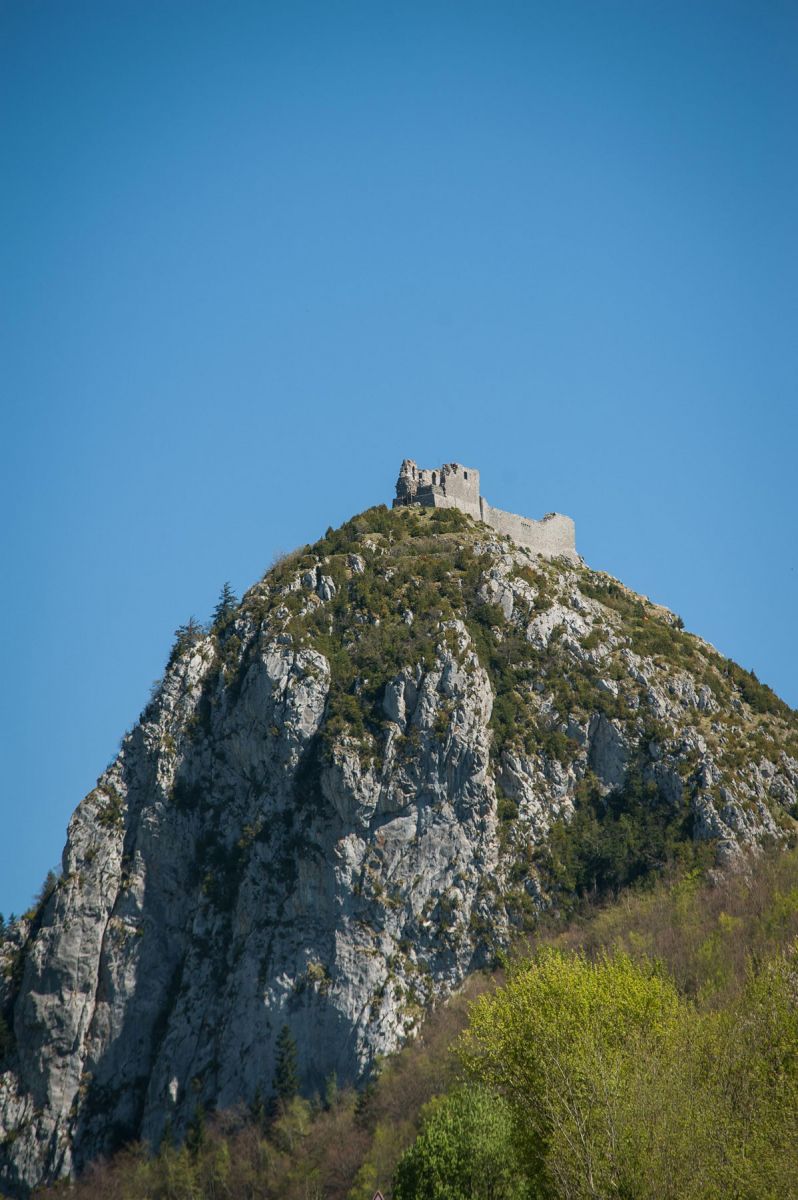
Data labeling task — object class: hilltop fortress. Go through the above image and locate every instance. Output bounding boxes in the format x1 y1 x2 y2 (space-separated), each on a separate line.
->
393 459 578 561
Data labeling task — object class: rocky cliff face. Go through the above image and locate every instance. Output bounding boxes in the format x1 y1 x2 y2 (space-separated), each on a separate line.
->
2 504 797 1195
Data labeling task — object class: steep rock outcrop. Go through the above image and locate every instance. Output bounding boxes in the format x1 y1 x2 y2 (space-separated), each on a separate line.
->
1 503 796 1195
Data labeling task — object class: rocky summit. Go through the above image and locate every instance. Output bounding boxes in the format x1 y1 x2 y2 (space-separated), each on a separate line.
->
2 496 797 1195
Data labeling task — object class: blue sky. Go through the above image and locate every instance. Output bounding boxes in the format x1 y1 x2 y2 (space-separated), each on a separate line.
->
2 0 796 916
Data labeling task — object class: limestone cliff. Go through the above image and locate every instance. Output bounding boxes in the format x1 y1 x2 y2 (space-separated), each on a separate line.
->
1 503 796 1195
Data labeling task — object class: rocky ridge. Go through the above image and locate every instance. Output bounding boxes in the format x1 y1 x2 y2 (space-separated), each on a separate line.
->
1 502 797 1195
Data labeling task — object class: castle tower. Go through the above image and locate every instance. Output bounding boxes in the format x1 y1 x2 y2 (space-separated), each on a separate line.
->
393 460 481 520
395 459 420 505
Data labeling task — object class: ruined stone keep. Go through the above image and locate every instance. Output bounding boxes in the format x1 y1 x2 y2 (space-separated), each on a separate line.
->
393 459 578 561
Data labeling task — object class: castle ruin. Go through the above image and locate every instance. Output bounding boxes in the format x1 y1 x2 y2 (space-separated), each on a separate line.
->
393 459 578 561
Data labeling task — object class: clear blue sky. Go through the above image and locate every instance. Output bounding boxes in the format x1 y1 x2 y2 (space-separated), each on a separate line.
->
2 0 796 916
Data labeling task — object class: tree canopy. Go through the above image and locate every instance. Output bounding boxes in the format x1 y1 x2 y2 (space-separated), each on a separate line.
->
393 1086 530 1200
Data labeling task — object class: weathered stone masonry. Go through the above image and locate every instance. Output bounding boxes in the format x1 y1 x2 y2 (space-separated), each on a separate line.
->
393 459 579 561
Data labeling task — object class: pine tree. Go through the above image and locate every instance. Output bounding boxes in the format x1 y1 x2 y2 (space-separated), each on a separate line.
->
36 870 59 910
273 1024 299 1103
212 582 238 628
169 617 205 666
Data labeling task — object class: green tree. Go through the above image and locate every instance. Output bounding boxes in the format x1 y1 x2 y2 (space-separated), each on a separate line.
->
393 1086 530 1200
460 948 684 1199
212 581 238 628
460 943 798 1200
273 1024 299 1104
36 869 59 909
169 616 205 665
697 946 798 1197
145 1139 197 1199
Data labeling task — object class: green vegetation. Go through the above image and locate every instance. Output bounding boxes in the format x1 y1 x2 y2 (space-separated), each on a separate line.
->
461 945 797 1199
392 1086 529 1200
21 869 60 924
160 505 796 791
211 581 239 631
716 656 795 720
237 505 503 768
461 949 684 1198
38 843 798 1200
537 764 712 914
578 570 798 731
168 616 205 668
95 785 125 832
272 1025 299 1105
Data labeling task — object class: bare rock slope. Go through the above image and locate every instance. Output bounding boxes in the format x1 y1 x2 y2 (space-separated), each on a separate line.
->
1 504 797 1194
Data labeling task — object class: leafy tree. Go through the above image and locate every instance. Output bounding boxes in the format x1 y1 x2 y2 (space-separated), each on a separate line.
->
273 1024 299 1104
697 947 798 1196
393 1086 530 1200
460 942 798 1200
460 948 684 1199
144 1139 196 1198
270 1094 313 1155
212 581 238 628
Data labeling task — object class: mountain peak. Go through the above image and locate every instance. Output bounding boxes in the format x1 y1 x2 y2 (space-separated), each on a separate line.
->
1 501 796 1195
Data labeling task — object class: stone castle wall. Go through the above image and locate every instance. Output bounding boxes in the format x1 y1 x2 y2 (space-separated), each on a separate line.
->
479 501 576 559
393 459 578 561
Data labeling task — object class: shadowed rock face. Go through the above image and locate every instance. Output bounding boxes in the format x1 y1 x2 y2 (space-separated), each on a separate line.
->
1 503 796 1195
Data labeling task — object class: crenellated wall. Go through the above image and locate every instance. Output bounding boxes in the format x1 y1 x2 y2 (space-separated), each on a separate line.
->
393 458 578 560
